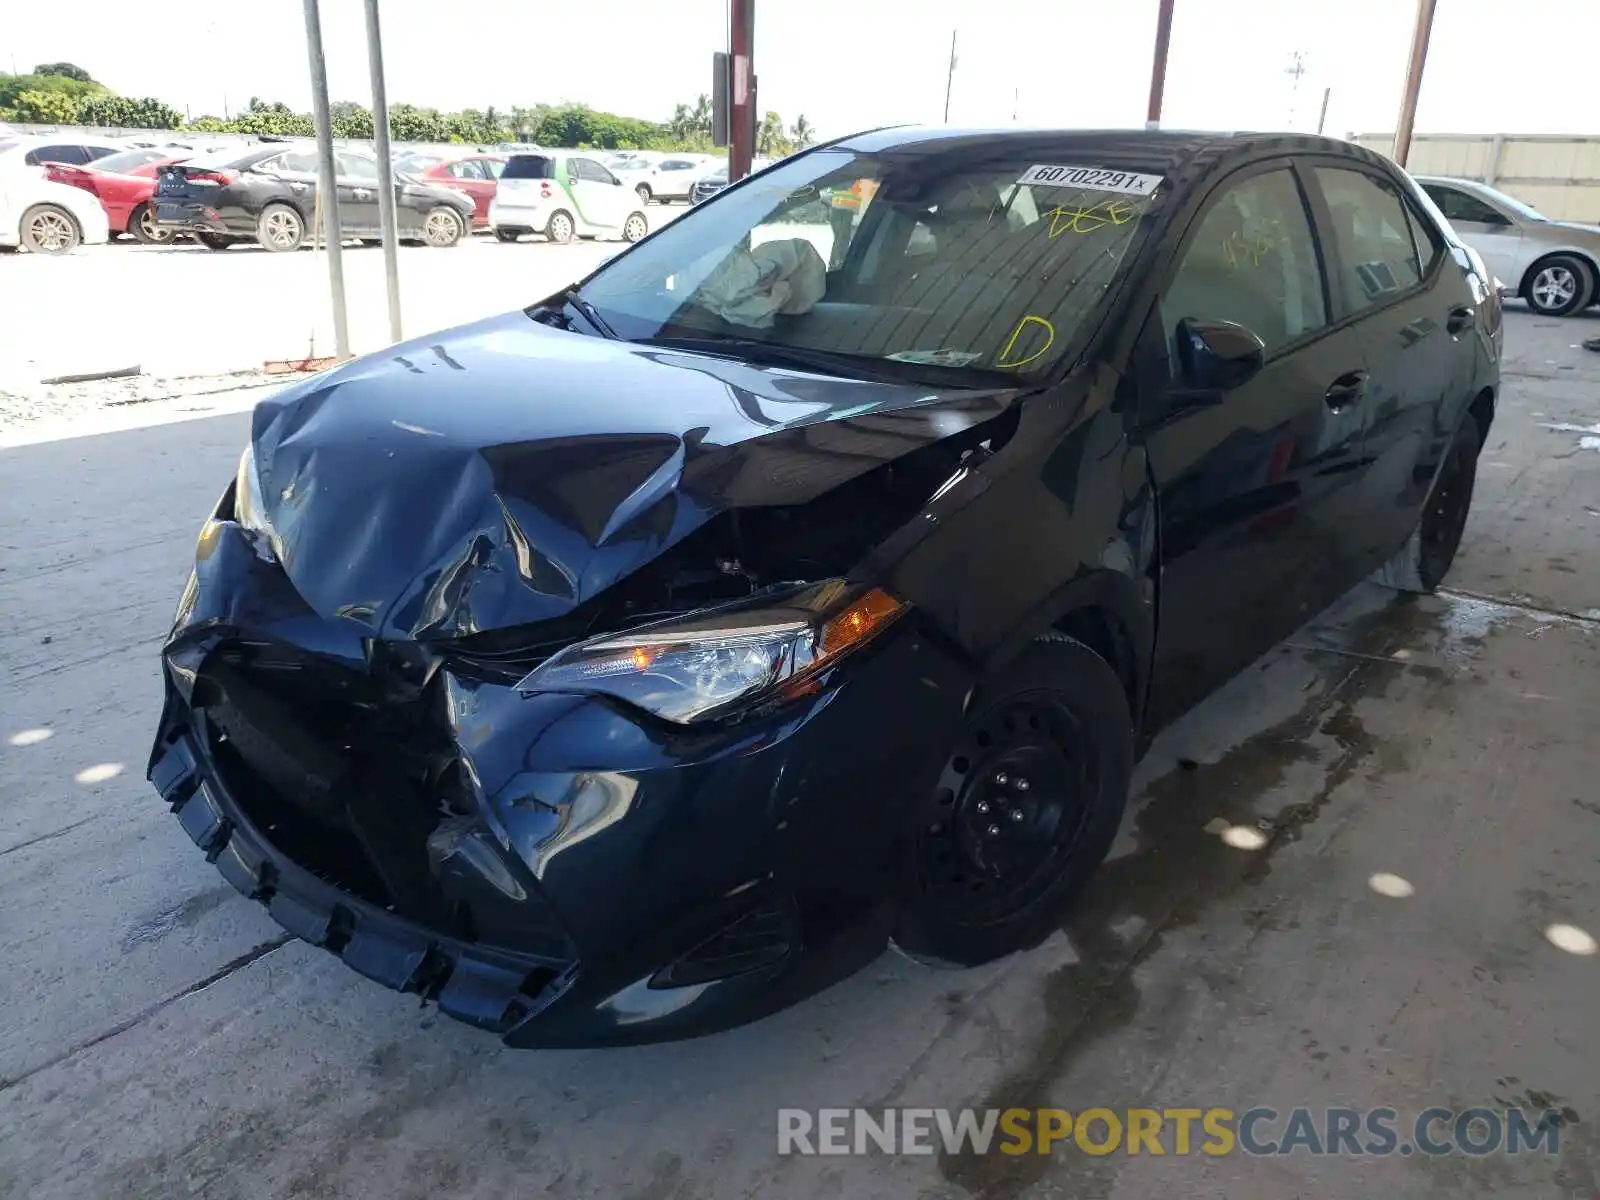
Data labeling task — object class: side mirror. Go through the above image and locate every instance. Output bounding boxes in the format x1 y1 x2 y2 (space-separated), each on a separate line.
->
1175 317 1266 394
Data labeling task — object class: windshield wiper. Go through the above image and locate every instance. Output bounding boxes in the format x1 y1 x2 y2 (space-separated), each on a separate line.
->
542 285 617 339
640 335 933 382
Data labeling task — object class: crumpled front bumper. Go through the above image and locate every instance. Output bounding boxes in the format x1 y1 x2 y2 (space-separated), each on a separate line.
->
150 518 972 1046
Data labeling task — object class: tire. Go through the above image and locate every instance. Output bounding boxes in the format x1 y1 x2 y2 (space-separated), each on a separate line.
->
196 232 236 251
20 205 81 254
128 203 173 245
545 209 575 244
1524 254 1593 316
1372 416 1481 594
890 633 1133 967
359 238 383 247
635 183 652 205
494 228 521 243
422 206 464 247
256 203 305 252
622 212 648 243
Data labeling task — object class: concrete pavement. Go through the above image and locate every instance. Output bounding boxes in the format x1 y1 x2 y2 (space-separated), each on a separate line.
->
0 310 1596 1199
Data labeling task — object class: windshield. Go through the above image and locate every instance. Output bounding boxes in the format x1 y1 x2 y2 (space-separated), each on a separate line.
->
573 146 1160 383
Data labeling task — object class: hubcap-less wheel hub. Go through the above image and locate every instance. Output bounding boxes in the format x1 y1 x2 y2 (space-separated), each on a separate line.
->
920 697 1090 923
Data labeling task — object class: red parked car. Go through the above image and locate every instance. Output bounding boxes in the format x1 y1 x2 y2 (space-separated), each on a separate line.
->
395 152 506 228
43 146 192 243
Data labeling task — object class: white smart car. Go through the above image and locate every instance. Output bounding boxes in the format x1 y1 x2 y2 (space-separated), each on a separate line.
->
489 151 649 246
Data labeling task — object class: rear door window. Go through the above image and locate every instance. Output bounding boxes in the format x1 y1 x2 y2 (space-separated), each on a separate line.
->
448 159 488 180
1163 166 1329 357
25 144 89 165
1314 167 1424 312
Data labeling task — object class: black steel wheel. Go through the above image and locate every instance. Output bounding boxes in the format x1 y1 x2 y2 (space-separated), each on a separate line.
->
1373 416 1480 594
892 633 1132 966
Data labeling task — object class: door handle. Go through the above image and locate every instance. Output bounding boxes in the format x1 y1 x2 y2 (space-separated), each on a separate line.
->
1446 305 1475 335
1324 369 1368 412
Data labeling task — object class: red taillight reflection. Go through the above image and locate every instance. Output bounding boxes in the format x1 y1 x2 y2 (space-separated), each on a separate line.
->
539 181 553 198
186 169 239 186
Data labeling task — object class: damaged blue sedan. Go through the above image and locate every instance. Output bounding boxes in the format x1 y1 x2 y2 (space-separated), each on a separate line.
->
150 127 1500 1045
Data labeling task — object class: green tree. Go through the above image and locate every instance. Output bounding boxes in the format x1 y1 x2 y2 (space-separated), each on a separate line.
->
0 71 103 111
183 115 232 133
757 111 792 158
7 89 82 124
690 93 712 135
330 101 374 139
78 93 181 130
790 114 815 149
34 62 93 83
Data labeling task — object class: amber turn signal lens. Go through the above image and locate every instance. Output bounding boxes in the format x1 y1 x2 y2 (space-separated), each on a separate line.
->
819 588 907 656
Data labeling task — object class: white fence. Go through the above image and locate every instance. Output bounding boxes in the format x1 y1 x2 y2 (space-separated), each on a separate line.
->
1353 133 1600 222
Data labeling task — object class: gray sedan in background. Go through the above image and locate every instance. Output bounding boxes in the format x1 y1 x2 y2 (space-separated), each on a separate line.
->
1416 175 1600 316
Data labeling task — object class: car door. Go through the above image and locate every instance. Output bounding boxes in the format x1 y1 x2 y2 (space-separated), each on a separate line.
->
569 157 626 232
445 158 494 224
656 158 696 199
258 148 319 223
1138 159 1371 728
1314 164 1475 569
1420 182 1522 287
334 151 381 235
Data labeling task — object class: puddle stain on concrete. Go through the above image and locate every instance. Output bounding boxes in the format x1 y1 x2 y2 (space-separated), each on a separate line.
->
121 886 236 952
938 593 1520 1200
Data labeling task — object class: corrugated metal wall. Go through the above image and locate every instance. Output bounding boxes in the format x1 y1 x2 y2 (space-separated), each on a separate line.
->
1353 134 1600 222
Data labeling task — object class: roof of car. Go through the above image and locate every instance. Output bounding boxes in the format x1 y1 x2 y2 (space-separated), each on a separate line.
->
831 126 1391 183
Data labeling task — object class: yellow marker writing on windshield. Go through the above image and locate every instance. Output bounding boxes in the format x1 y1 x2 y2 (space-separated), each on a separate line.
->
997 315 1057 368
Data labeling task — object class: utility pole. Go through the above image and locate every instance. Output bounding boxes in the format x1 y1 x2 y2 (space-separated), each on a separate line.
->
1146 0 1176 128
1285 49 1307 129
1013 87 1020 123
1393 0 1438 166
728 0 754 182
1316 86 1332 136
302 0 349 360
943 30 957 123
364 0 403 344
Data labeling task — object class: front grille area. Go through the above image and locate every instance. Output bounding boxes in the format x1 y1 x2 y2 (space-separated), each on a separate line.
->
194 639 570 959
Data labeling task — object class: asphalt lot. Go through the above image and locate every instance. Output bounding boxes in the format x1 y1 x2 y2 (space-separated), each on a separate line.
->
0 212 680 387
0 309 1597 1199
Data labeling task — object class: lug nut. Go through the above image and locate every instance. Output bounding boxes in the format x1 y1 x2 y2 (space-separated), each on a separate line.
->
994 771 1009 786
1009 808 1025 823
987 824 1001 837
976 800 990 814
1014 777 1031 793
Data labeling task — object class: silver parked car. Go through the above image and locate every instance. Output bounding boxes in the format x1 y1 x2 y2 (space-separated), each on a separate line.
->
1415 175 1600 316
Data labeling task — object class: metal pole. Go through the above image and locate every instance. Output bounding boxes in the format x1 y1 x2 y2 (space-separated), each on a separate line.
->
302 0 350 360
1146 0 1176 128
1316 86 1331 135
728 0 754 182
1392 0 1438 167
364 0 402 344
943 30 957 123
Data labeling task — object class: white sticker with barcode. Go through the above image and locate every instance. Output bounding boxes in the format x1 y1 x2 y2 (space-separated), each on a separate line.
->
1018 165 1163 196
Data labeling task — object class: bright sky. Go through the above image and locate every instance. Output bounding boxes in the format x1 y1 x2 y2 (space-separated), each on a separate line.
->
8 0 1596 141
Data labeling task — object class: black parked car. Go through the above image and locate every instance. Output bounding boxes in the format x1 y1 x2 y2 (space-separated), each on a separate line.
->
153 143 475 251
150 128 1500 1046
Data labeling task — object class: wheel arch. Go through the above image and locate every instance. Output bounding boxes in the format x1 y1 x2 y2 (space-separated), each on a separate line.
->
982 569 1152 739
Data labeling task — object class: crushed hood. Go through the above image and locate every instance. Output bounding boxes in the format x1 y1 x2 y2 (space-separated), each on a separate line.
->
248 311 1019 640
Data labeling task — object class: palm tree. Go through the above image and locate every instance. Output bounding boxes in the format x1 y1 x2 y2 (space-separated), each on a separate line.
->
690 93 712 135
668 102 694 141
757 111 790 157
790 114 815 148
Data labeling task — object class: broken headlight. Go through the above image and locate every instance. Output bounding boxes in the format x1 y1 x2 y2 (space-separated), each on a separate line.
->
232 443 273 538
515 581 907 724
